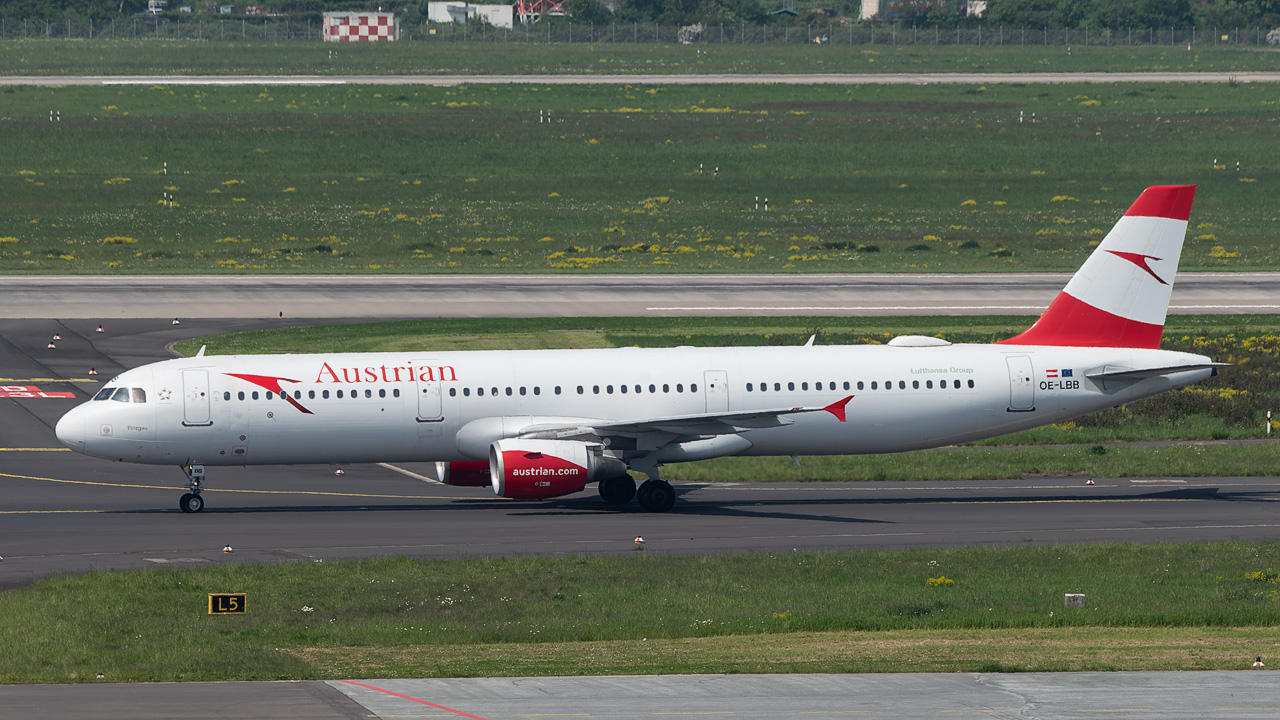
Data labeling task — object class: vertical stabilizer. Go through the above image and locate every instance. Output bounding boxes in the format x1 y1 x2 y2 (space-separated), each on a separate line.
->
999 185 1195 349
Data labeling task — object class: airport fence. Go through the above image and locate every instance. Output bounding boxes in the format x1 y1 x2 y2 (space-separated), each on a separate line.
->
1 16 1277 48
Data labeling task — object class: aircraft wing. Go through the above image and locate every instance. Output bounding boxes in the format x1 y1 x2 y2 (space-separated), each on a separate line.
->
519 395 852 438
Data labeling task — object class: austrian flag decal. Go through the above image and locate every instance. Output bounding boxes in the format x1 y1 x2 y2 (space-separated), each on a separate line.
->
1045 369 1073 379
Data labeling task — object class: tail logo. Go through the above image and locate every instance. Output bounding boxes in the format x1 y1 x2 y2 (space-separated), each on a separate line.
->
1106 251 1169 285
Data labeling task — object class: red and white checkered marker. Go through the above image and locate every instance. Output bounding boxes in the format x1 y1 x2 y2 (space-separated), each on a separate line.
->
96 324 104 333
1086 479 1095 485
89 368 97 375
634 536 645 544
53 334 61 340
322 12 397 42
47 342 56 349
1255 657 1265 667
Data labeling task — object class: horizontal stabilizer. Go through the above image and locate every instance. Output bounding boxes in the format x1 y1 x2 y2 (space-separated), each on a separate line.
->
1085 362 1229 380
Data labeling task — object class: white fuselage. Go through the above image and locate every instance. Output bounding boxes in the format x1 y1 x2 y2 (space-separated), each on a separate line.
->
56 342 1214 467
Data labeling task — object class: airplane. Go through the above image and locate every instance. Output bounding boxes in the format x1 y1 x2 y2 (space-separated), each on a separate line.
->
55 185 1223 514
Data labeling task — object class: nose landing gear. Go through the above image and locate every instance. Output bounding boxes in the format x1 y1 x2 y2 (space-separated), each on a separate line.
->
179 463 206 513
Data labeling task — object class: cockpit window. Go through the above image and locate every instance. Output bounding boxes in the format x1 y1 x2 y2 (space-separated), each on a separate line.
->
130 388 147 404
93 387 115 401
110 387 131 403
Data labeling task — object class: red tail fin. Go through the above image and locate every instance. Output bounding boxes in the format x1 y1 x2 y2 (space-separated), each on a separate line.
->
999 185 1195 349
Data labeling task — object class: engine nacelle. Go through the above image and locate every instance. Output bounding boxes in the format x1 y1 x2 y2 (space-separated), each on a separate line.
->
489 439 625 500
433 460 491 487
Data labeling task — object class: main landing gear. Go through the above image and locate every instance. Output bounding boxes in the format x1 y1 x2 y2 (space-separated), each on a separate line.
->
636 479 676 513
179 463 206 513
598 474 637 505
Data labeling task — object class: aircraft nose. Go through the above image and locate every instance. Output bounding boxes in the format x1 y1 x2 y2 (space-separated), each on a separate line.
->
55 407 85 450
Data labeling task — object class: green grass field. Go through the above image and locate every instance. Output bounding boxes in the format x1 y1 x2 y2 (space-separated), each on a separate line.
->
171 313 1280 482
1 80 1276 274
3 543 1279 682
4 38 1280 76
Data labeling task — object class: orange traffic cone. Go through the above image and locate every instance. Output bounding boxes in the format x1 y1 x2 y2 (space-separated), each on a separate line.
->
53 334 61 340
89 368 97 375
47 342 56 349
1255 657 1265 668
96 324 104 333
223 545 233 554
172 318 181 325
1086 479 1095 486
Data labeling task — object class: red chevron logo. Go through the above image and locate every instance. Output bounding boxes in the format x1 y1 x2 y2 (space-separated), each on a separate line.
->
225 373 314 414
1106 250 1169 285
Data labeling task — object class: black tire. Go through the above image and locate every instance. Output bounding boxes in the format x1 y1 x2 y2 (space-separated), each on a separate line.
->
179 493 205 513
636 480 676 513
598 475 637 505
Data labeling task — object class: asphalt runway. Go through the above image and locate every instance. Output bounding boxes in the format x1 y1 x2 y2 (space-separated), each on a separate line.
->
6 672 1280 720
7 71 1280 86
5 272 1280 319
3 316 1280 594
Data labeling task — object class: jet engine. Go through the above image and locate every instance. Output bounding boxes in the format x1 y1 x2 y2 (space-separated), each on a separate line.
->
433 460 492 487
489 439 625 500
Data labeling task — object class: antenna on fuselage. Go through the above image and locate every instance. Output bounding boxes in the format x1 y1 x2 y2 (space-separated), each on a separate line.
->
196 345 206 357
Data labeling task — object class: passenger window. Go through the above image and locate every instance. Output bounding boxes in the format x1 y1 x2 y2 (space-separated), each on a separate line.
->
845 381 851 391
252 391 261 400
788 382 795 391
506 387 513 396
967 379 974 388
365 389 372 398
223 391 230 401
912 380 919 389
593 385 600 394
663 384 670 393
620 385 628 394
393 389 401 398
266 391 274 400
294 391 302 399
856 381 863 391
336 390 343 399
691 384 697 392
533 387 540 396
871 381 878 390
555 386 562 395
635 385 641 393
491 387 498 396
746 383 753 392
463 388 470 397
677 384 684 393
379 389 387 398
239 391 246 400
773 383 780 391
607 385 614 394
478 388 485 397
519 387 527 396
926 380 933 389
94 387 115 401
649 384 656 393
322 390 330 399
309 390 316 399
898 381 906 389
578 386 585 394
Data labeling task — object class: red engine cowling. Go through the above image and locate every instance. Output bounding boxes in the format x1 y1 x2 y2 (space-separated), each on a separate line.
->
433 460 492 487
489 439 624 500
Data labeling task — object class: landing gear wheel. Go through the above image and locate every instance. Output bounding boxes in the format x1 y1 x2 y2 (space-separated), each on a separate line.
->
179 492 205 514
598 475 637 505
636 480 676 513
